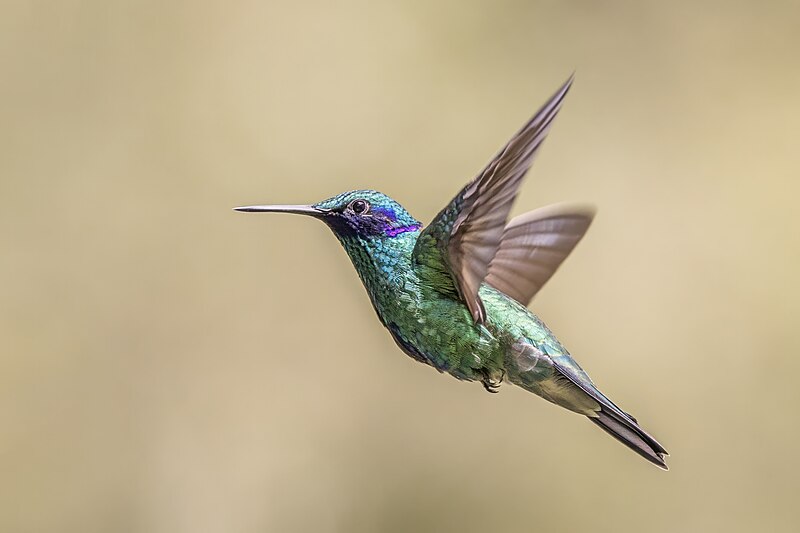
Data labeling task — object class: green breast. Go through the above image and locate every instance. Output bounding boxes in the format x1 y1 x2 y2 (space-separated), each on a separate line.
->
337 230 570 383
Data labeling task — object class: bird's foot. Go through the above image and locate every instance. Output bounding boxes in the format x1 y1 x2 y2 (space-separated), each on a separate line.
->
481 369 505 394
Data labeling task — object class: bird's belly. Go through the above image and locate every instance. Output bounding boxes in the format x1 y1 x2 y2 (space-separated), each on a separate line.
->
377 285 570 384
381 292 502 381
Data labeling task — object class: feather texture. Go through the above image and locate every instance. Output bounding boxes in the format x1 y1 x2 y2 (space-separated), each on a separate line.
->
590 410 669 469
485 203 594 306
414 75 574 323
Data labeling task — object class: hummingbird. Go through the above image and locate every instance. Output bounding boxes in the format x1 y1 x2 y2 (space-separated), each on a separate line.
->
235 76 668 469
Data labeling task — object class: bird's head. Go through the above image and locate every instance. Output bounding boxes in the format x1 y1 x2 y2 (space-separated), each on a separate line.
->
235 189 421 240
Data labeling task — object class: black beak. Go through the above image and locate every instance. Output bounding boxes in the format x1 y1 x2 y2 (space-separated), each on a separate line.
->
233 204 328 218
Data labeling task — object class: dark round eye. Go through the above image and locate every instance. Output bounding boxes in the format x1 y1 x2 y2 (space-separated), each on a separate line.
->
350 199 370 215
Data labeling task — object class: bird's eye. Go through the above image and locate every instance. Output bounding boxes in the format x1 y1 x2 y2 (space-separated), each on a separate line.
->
350 199 370 215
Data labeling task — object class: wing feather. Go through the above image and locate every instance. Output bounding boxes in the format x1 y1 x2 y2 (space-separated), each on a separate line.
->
485 203 594 305
414 76 574 323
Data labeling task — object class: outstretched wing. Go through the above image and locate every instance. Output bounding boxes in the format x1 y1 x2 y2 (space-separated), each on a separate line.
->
413 76 574 323
484 203 594 306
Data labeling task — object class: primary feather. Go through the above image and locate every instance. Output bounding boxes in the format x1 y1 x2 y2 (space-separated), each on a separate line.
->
414 75 574 323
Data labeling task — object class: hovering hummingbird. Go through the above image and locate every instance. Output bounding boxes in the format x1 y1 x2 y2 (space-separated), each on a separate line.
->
236 76 668 469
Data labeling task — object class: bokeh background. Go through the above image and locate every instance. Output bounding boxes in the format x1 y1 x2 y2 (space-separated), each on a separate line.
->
2 1 799 532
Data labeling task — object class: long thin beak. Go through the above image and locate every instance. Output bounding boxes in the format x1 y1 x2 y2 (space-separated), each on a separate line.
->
233 204 328 217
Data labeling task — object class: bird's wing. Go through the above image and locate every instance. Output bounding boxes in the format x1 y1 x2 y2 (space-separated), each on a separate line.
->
484 203 594 306
412 76 573 323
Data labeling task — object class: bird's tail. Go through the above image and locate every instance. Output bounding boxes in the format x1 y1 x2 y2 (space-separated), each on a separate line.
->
504 342 668 469
589 407 669 470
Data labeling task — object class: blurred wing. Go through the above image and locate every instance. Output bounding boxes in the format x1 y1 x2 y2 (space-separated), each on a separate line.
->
413 76 574 323
485 203 594 306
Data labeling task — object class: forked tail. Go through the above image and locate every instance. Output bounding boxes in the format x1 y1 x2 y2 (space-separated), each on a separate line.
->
589 407 668 470
506 340 669 469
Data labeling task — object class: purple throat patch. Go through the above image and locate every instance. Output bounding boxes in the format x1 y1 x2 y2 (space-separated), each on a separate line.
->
385 224 421 237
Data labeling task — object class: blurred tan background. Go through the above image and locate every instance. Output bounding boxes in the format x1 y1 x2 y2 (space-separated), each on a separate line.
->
2 1 799 532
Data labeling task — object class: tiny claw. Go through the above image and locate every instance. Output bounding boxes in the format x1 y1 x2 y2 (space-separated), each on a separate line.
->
480 368 504 393
483 381 500 393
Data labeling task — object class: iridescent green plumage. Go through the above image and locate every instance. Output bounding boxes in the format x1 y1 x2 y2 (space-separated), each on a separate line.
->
236 77 668 469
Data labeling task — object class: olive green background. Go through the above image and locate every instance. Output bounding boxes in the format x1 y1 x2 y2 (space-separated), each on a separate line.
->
2 1 799 532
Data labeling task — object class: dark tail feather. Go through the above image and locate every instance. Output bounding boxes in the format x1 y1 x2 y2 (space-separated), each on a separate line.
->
589 409 669 470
